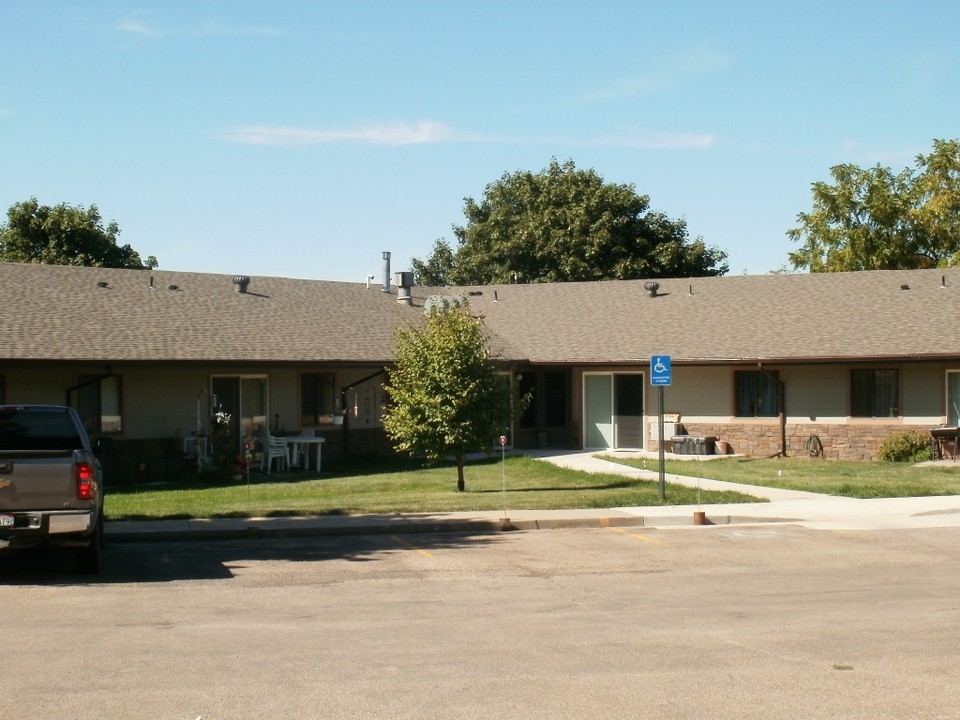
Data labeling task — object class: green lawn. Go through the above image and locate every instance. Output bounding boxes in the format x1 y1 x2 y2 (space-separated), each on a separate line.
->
599 455 960 499
105 455 756 521
105 453 960 521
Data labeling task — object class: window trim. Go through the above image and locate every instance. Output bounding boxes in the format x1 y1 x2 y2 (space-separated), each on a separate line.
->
299 371 336 426
849 367 900 419
75 373 123 434
733 369 780 419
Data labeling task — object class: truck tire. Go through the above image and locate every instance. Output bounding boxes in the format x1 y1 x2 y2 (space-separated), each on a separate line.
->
75 520 103 574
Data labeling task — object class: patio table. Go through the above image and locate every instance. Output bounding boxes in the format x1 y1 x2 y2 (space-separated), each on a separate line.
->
287 435 326 472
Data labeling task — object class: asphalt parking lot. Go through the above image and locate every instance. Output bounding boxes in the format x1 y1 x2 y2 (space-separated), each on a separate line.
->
2 524 958 719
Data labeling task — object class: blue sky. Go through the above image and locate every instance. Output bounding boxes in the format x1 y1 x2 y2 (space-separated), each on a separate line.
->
3 1 959 282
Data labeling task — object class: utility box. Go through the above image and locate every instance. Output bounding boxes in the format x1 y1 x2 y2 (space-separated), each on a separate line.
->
650 415 684 442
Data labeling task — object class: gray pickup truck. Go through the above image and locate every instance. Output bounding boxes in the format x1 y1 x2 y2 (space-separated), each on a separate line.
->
0 404 110 573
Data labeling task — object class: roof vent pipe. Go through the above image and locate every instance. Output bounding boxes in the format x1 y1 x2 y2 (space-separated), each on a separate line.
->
395 271 414 305
382 251 391 293
233 275 251 293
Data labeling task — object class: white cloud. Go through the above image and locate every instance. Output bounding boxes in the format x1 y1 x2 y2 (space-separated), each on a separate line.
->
223 120 460 147
116 19 160 37
220 120 713 151
578 43 732 106
838 140 921 167
114 18 280 40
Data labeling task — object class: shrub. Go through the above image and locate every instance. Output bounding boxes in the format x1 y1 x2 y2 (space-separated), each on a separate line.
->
878 431 932 462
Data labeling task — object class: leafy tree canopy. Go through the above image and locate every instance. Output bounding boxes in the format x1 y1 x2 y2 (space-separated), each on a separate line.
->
381 298 511 492
788 138 960 271
411 159 728 285
0 198 157 269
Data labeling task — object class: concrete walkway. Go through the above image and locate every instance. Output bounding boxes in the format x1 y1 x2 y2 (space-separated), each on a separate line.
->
537 450 960 531
105 451 960 543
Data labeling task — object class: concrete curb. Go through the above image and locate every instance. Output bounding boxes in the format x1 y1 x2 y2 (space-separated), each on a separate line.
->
105 511 803 543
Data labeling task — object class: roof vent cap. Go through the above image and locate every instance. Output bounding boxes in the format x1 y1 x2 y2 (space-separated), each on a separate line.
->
233 275 251 293
643 281 660 297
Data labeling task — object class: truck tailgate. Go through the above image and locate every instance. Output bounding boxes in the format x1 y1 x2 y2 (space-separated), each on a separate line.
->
0 451 81 511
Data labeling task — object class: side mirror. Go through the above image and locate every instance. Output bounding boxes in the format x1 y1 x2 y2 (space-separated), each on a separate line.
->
93 437 118 454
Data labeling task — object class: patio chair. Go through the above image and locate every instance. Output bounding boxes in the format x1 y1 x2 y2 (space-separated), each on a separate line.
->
290 428 315 468
258 426 290 474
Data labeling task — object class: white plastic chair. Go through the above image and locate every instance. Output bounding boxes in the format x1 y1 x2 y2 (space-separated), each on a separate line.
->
258 426 289 474
290 428 315 468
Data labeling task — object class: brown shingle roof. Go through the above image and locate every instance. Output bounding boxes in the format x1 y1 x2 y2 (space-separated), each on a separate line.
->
2 263 958 365
0 263 420 363
426 268 960 364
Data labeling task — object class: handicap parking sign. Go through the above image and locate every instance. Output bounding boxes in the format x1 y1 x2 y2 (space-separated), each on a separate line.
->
650 355 672 386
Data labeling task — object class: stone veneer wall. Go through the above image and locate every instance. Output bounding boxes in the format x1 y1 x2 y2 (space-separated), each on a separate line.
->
656 421 932 461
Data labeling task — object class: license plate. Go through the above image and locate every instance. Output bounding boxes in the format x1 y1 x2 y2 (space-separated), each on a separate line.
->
0 514 14 527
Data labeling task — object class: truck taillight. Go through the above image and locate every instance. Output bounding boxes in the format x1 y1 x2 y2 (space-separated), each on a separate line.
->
77 461 95 500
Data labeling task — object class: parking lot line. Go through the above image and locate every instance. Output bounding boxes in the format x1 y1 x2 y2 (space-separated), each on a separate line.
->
388 535 434 557
607 527 669 546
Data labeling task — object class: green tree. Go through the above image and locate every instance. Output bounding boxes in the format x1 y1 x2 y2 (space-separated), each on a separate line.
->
914 139 960 267
0 198 157 269
412 159 727 285
788 138 960 271
382 298 511 492
411 238 456 286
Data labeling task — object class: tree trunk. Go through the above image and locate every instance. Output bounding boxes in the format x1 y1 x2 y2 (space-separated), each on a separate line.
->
456 452 465 492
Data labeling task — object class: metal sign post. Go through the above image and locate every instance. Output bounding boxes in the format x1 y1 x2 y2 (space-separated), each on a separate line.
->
499 435 512 530
658 385 665 500
499 435 508 520
650 355 672 501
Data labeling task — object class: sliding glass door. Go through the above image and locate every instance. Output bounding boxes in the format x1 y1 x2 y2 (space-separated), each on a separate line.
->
211 375 267 453
583 373 645 450
948 371 960 425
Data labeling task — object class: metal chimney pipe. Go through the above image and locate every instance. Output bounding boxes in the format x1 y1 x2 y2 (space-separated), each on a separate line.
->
382 251 391 293
395 271 414 305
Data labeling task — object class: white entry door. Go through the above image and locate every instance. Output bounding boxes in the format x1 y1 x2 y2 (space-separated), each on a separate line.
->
584 374 613 448
583 373 645 450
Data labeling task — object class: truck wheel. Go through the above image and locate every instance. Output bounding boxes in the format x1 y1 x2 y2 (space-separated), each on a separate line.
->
75 520 103 574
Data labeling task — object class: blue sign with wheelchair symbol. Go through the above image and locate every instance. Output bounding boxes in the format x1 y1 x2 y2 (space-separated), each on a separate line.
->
650 355 672 386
